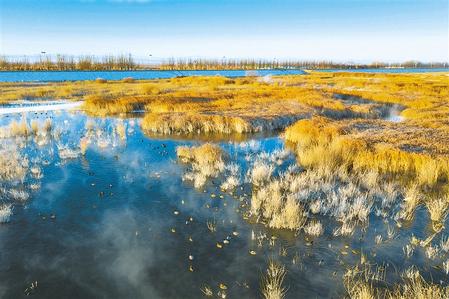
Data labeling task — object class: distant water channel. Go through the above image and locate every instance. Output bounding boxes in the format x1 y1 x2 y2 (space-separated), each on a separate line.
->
0 68 447 82
0 69 304 82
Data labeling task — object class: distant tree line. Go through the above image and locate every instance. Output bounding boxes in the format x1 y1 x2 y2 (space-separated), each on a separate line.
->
0 54 137 71
159 58 449 70
0 55 447 71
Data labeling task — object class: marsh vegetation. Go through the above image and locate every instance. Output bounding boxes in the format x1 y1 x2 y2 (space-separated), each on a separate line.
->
0 71 448 298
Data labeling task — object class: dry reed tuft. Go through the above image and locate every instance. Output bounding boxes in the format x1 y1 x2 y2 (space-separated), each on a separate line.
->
121 77 135 83
116 122 126 140
425 196 449 231
0 148 28 182
387 275 449 299
251 171 307 230
249 161 274 187
398 185 422 221
304 219 324 236
344 264 449 299
30 120 39 135
177 143 225 188
95 78 107 83
80 137 89 155
142 113 253 135
0 204 13 223
10 118 30 137
261 260 287 299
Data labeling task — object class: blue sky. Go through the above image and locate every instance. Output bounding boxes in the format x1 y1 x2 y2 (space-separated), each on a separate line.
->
0 0 447 62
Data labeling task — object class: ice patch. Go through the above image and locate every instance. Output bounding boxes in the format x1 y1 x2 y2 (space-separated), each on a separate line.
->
0 101 82 115
385 106 404 122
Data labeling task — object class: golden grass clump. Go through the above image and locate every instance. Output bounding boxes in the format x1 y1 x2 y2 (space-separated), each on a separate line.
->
142 113 253 135
344 264 449 299
83 94 146 116
268 195 306 230
177 143 224 167
425 196 449 231
398 185 422 221
30 120 39 135
248 161 275 187
0 118 54 139
0 204 13 224
387 275 449 299
95 78 107 84
116 122 126 140
29 119 52 136
79 137 89 155
177 143 226 188
9 119 30 137
261 260 287 299
285 116 449 188
0 148 28 182
121 77 135 83
141 84 161 95
43 119 52 132
343 264 385 299
345 282 378 299
304 219 324 236
251 177 307 230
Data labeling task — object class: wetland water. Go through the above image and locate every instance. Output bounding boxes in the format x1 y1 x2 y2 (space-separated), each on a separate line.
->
0 68 447 82
0 69 304 83
0 103 448 298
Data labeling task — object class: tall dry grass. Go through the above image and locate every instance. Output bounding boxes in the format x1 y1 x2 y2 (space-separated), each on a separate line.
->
142 113 253 135
176 143 226 188
0 148 28 182
344 264 449 299
261 260 287 299
285 117 449 188
0 204 12 223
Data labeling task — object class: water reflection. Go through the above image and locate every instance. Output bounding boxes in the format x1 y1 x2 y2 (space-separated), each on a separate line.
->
0 106 447 298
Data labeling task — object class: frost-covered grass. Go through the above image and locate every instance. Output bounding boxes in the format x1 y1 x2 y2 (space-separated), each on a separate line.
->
220 163 241 191
0 117 52 139
250 163 374 232
174 142 442 238
58 146 81 160
261 260 287 299
304 219 324 236
0 204 12 223
426 197 449 230
0 146 28 182
177 143 225 188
